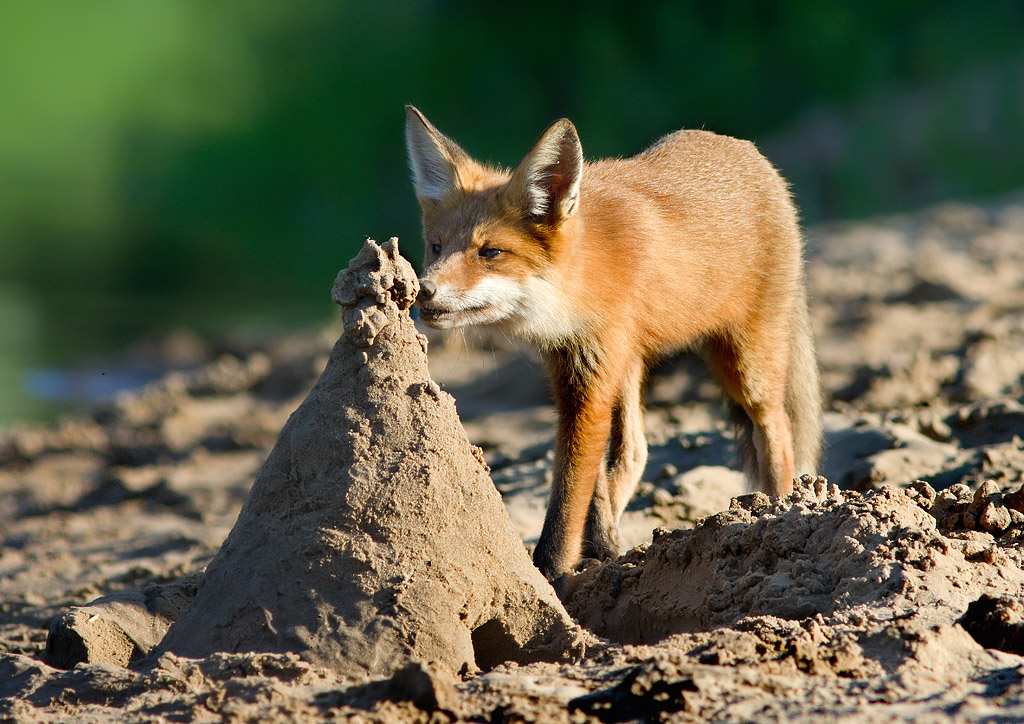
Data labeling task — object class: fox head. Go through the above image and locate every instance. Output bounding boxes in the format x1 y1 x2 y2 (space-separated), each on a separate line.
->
404 105 584 343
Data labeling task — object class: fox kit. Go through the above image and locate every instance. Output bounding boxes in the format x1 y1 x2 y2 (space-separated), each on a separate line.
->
405 105 822 582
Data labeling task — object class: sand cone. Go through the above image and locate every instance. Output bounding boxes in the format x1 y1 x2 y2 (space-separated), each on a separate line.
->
154 239 584 679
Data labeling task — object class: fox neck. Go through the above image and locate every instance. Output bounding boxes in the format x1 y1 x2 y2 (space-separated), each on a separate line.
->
504 215 597 347
491 273 586 348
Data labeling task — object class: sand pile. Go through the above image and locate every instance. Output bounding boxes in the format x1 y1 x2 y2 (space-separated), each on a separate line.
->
3 238 586 722
150 238 583 678
42 238 584 680
567 476 1024 645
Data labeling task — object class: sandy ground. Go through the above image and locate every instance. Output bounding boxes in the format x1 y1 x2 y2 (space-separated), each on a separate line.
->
3 196 1024 721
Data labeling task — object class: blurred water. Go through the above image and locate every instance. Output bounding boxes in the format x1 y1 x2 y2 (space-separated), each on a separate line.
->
0 283 330 425
0 283 57 423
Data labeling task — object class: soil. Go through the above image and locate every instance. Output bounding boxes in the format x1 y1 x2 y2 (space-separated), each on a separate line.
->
3 196 1024 722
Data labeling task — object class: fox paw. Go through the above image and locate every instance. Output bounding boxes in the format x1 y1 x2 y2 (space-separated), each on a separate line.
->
581 532 619 562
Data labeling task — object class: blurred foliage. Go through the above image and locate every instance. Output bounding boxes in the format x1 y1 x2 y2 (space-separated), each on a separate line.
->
0 0 1022 420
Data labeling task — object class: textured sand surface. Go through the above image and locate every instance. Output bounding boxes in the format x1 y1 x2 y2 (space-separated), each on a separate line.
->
3 197 1024 722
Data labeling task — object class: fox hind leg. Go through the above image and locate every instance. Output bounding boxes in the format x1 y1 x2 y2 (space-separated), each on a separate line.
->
705 335 796 495
607 360 648 521
748 395 796 495
582 475 616 560
583 359 647 559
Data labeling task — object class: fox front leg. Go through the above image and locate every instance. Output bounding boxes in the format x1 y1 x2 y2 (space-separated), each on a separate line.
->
535 347 622 582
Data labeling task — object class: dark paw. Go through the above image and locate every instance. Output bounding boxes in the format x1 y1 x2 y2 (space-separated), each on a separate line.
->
582 509 621 562
581 536 619 562
581 520 620 561
532 539 563 582
585 501 622 565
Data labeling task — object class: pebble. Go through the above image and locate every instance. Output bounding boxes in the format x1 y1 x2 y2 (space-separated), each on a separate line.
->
979 502 1012 533
947 483 973 503
731 492 771 513
910 480 937 503
1004 486 1024 512
974 480 1001 506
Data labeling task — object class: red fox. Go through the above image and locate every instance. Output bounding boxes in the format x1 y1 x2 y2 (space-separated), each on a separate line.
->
404 105 822 582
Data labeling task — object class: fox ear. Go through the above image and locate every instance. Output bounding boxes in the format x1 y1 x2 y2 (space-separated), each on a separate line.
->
405 106 468 204
510 119 583 226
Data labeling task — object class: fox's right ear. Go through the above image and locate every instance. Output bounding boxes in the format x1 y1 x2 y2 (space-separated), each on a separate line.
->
405 106 467 204
509 118 583 228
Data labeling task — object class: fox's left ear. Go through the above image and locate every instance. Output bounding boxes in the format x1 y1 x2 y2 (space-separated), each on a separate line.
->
510 119 583 227
405 105 470 205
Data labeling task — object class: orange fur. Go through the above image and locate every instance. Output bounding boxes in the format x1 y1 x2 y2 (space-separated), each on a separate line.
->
405 106 823 581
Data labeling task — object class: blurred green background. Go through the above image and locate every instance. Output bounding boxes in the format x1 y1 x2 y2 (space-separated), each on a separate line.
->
1 0 1023 423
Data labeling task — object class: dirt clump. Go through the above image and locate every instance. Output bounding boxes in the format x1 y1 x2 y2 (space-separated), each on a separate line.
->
44 573 201 668
959 594 1024 655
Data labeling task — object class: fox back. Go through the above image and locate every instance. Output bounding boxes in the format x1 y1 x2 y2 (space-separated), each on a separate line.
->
407 110 802 360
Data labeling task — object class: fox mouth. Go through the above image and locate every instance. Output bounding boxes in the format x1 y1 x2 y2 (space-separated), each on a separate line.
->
418 303 494 328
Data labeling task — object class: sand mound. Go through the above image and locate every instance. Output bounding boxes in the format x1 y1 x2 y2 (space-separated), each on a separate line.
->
151 239 584 678
567 475 1024 644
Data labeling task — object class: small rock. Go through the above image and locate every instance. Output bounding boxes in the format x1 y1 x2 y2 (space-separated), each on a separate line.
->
962 538 993 559
730 492 771 513
938 514 962 530
948 483 973 503
973 480 1002 507
979 503 1012 533
796 474 830 501
1005 486 1024 512
909 480 937 503
981 547 1011 566
657 463 678 480
937 490 963 508
43 573 201 669
45 609 139 669
652 526 672 542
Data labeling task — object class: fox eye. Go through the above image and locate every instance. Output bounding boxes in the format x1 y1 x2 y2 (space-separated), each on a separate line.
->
479 248 502 260
430 243 441 255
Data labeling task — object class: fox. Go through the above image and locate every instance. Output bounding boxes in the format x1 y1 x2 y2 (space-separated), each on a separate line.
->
404 105 823 583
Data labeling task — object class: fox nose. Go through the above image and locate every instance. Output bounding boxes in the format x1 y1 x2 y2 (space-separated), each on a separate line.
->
418 279 437 303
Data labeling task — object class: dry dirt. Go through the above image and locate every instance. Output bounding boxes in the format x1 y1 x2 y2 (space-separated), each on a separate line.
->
3 196 1024 722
